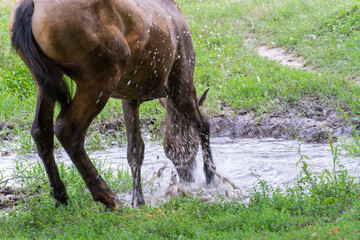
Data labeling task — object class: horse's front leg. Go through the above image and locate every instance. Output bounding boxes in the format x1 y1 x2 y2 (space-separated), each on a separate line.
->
32 85 69 206
54 86 116 210
122 100 145 207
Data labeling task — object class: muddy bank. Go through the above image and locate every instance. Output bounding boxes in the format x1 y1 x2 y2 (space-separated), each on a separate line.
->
0 187 36 211
97 104 356 144
210 110 355 143
0 104 356 145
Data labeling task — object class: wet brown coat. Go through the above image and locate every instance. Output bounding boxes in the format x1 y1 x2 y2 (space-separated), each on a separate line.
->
9 0 215 209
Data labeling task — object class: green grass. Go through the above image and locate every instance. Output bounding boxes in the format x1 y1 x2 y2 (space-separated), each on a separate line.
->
237 0 360 78
0 5 35 125
178 0 360 115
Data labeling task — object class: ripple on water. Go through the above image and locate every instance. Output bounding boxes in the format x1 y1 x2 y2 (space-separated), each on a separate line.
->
1 137 358 206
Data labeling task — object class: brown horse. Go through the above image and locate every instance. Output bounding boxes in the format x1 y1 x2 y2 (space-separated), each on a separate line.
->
9 0 215 209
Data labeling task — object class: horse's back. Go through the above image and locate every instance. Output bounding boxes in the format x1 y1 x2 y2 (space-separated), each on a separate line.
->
30 0 186 60
26 0 193 97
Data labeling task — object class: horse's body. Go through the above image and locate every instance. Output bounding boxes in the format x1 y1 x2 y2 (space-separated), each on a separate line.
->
9 0 215 209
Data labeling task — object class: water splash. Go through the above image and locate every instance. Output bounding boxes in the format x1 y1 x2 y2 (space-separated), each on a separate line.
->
1 137 357 206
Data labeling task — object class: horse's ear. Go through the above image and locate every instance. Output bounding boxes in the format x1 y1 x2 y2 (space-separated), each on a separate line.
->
198 88 209 106
158 98 166 108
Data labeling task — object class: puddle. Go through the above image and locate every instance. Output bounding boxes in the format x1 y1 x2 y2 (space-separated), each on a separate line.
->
1 137 358 206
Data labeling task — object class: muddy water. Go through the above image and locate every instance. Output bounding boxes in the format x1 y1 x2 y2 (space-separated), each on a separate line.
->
1 138 358 205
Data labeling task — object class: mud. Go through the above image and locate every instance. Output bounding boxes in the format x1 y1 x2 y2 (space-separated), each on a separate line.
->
0 187 36 210
93 97 357 144
96 101 356 144
0 101 355 146
210 108 355 143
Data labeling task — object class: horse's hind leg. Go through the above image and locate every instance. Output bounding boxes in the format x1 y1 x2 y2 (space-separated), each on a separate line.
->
54 84 116 209
32 85 69 205
122 100 145 207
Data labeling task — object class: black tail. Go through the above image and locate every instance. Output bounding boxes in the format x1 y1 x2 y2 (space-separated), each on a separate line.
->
11 0 70 106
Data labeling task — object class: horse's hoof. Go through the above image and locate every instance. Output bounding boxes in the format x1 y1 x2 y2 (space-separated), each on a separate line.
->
54 199 69 209
55 197 70 208
52 190 70 206
132 196 145 208
106 199 124 212
112 201 125 212
205 172 215 185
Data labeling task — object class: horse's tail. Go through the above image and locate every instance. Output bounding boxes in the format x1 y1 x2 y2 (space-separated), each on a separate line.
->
10 0 70 106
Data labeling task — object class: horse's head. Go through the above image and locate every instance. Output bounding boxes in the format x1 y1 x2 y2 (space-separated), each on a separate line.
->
161 88 209 182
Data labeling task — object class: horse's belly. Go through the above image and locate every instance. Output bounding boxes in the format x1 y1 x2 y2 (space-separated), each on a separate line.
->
111 64 169 100
111 32 176 100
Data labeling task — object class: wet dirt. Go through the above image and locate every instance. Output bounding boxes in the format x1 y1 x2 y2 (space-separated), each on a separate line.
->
0 187 37 210
98 100 356 145
210 107 355 144
96 97 357 145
